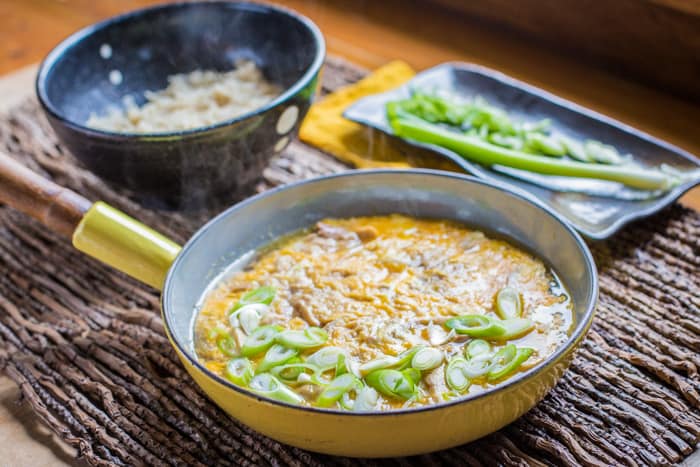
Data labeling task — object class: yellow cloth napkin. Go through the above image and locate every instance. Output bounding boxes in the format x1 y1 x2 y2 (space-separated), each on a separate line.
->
299 60 414 168
299 60 462 171
299 60 461 172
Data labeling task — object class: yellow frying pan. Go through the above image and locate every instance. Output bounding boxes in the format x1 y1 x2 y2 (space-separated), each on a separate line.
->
0 153 597 457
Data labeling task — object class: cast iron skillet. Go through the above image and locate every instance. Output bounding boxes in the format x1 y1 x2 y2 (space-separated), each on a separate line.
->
0 153 597 457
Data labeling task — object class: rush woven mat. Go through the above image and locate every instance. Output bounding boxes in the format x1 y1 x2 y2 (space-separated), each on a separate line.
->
0 57 699 467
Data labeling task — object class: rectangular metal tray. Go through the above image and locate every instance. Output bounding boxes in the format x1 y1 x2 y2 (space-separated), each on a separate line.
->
344 63 700 239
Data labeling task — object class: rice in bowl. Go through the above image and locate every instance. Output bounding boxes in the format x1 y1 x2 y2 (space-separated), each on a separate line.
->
86 60 281 133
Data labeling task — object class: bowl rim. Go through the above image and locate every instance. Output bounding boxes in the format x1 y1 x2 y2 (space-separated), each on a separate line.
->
162 169 599 417
35 0 326 140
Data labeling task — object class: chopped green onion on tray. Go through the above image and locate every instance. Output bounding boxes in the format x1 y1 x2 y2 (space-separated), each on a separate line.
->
385 94 683 191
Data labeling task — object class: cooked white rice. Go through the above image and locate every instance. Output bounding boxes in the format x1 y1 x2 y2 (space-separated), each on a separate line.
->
86 60 281 133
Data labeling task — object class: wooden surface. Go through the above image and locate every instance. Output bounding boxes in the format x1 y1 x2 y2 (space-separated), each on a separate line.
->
431 0 700 101
0 65 82 467
0 2 699 465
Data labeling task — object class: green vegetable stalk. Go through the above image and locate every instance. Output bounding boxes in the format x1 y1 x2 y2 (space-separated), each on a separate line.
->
387 102 677 191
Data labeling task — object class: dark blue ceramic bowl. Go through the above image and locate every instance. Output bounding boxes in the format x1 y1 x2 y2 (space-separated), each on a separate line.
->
36 1 325 209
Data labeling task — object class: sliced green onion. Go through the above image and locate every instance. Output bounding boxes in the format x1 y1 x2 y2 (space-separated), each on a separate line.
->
402 367 422 385
387 110 676 190
276 327 328 349
358 355 400 376
524 133 566 157
461 353 496 379
249 373 303 405
440 390 461 401
270 362 318 385
311 368 335 386
522 118 552 134
490 318 535 341
445 315 506 338
257 344 298 373
339 385 363 410
238 307 262 334
296 372 314 385
560 136 592 162
488 346 534 381
351 386 379 412
316 374 362 407
208 327 238 357
489 132 523 150
229 303 269 330
465 339 492 359
445 357 471 392
365 369 416 400
335 353 348 376
306 346 346 370
584 140 624 165
240 325 283 357
225 358 254 386
411 347 443 371
394 347 422 370
358 348 423 376
495 287 522 319
230 286 276 313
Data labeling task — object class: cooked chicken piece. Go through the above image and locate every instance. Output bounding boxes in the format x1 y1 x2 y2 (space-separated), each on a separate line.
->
297 384 324 401
290 295 321 326
354 225 378 242
316 222 356 240
423 365 449 396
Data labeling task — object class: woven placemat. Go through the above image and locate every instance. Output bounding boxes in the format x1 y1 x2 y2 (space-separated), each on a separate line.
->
0 56 698 467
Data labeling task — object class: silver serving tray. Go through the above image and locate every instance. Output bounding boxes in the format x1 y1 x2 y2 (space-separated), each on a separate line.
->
344 63 700 239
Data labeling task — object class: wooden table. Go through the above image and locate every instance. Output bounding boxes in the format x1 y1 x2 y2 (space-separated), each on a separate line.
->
1 1 699 465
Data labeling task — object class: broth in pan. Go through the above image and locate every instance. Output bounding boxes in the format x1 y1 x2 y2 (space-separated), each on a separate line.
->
194 215 573 411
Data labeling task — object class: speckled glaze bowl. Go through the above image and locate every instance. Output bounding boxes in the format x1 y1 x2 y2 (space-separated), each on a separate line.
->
36 1 325 210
